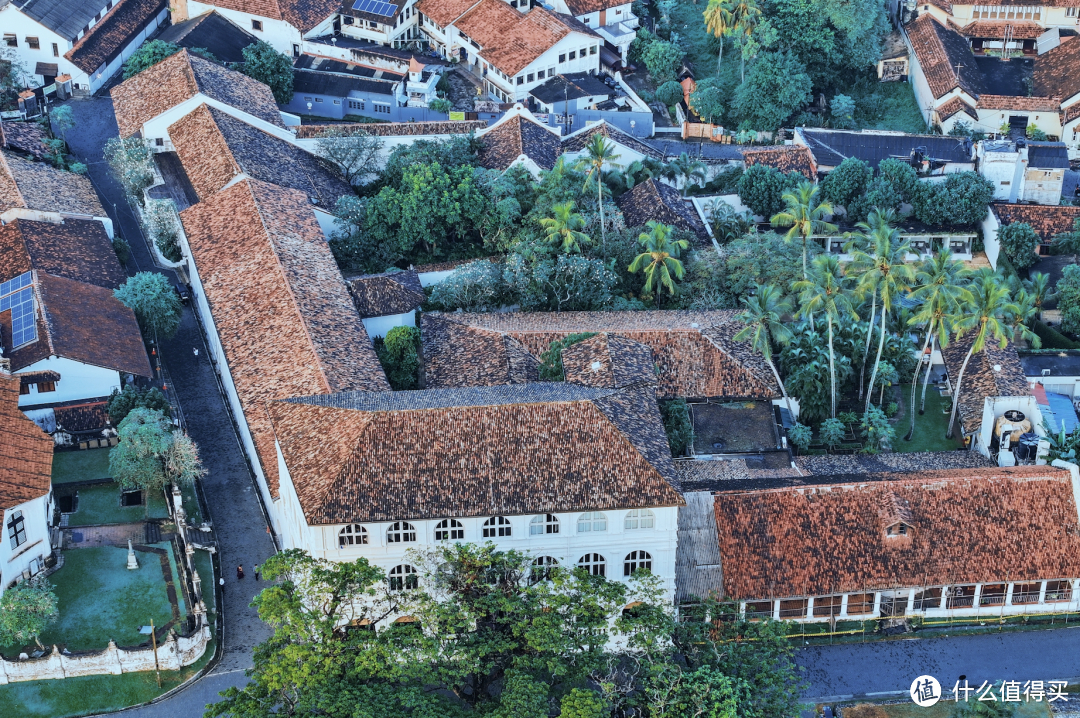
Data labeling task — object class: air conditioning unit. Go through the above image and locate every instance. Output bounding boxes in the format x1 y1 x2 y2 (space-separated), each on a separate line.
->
1043 369 1051 376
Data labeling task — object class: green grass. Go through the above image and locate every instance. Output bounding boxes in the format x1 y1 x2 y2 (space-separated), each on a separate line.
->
854 80 929 135
63 483 169 526
1 546 176 656
51 448 112 485
0 636 216 718
892 384 966 453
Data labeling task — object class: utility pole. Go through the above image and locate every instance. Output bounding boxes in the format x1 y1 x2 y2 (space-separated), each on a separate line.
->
150 618 161 687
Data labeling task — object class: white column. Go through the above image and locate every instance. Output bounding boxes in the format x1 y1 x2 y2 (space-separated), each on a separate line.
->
839 594 849 618
872 592 882 617
907 588 917 614
973 583 983 610
772 600 781 621
1038 581 1048 605
806 597 815 620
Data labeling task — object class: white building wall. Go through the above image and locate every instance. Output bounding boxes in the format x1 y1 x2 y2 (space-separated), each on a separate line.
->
978 149 1023 202
84 7 169 93
361 311 416 340
16 357 122 407
188 0 303 56
981 208 1002 269
0 493 53 601
138 94 296 147
500 33 601 101
0 6 85 88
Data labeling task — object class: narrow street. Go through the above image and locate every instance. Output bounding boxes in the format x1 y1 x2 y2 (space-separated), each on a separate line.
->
63 96 275 716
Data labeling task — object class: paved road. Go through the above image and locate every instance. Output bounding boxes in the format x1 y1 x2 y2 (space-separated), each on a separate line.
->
63 96 276 716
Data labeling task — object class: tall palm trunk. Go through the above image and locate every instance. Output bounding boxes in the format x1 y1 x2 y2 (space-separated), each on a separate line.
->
766 357 794 418
946 344 975 439
597 175 606 258
919 333 937 414
801 234 809 279
717 39 723 75
858 294 877 402
905 318 935 441
865 304 888 414
827 315 837 418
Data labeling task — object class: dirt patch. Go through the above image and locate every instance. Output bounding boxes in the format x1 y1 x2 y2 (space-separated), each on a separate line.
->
689 401 779 454
444 67 482 111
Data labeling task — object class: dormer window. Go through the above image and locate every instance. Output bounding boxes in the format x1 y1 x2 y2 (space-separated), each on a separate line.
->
885 522 912 537
879 491 914 540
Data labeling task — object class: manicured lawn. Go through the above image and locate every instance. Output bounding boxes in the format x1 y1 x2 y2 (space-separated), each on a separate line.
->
0 636 215 718
64 483 170 527
892 384 967 454
1 546 176 656
51 448 112 485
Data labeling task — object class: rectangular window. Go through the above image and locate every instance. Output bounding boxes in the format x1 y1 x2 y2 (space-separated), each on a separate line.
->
252 19 263 31
293 43 300 57
304 96 313 101
7 510 26 549
526 72 534 82
1011 582 1040 604
315 97 323 102
333 99 341 104
19 383 30 395
27 37 40 50
913 587 942 610
547 67 554 77
4 35 17 48
516 76 523 85
846 593 875 614
37 381 56 392
94 12 101 21
745 601 772 620
1045 580 1073 602
569 50 576 60
813 595 843 617
52 43 59 56
1069 7 1078 16
374 103 390 114
344 15 354 23
590 45 597 55
348 99 365 109
155 137 164 146
778 599 807 619
559 53 565 63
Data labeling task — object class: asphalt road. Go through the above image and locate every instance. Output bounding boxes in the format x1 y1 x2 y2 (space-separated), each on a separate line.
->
62 95 276 716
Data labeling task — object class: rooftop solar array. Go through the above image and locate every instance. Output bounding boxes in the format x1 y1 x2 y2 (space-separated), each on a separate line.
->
0 272 37 349
352 0 397 16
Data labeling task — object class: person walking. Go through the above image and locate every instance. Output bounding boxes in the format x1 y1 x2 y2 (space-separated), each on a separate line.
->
254 564 260 581
219 577 225 595
237 564 244 580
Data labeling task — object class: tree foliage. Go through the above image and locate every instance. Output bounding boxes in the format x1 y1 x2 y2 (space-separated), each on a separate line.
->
661 398 694 456
656 80 685 107
820 157 871 210
642 39 685 84
1058 265 1080 336
114 272 183 338
122 40 182 79
233 41 294 103
110 408 204 491
736 164 800 218
315 127 384 185
107 384 171 425
912 172 994 227
539 332 598 380
0 578 58 649
731 51 811 131
374 326 420 390
998 222 1039 271
690 77 725 124
103 136 155 199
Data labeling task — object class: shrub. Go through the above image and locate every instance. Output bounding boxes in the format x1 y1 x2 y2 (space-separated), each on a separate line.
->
1057 264 1080 335
737 164 800 218
122 40 182 79
660 398 694 457
885 402 899 418
1032 320 1080 350
641 39 684 84
103 136 155 200
374 326 420 390
830 94 855 129
913 172 994 227
112 236 131 267
107 385 172 425
428 97 452 114
844 705 887 718
656 80 684 107
232 41 294 104
788 422 812 452
114 272 183 339
860 406 895 452
820 417 846 448
998 222 1040 271
144 199 182 262
428 260 508 312
821 157 872 210
538 332 597 381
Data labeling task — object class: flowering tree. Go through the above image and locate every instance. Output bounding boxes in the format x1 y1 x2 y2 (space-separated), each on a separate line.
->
110 408 204 492
0 578 58 649
103 136 155 200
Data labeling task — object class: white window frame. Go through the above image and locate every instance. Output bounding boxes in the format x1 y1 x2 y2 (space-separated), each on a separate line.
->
482 516 512 537
529 514 559 535
338 524 368 547
577 553 606 576
388 564 418 591
623 550 652 576
624 509 655 530
530 556 559 584
387 521 417 543
434 519 464 541
577 512 607 533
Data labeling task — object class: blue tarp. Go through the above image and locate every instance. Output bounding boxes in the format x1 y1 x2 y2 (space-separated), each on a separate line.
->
1041 392 1080 434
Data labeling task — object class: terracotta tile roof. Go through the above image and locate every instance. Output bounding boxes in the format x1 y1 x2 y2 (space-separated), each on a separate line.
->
925 0 952 12
0 151 105 217
937 95 978 121
0 373 53 515
0 218 126 289
269 382 685 524
742 145 817 180
477 114 561 171
1033 36 1080 101
561 333 656 389
713 465 1080 600
992 203 1080 241
54 401 110 433
16 370 61 387
179 178 388 496
420 311 780 399
416 0 483 27
454 2 598 76
293 120 488 139
958 20 1044 40
455 0 525 42
941 333 1032 434
561 121 664 160
64 0 167 74
976 94 1060 111
906 14 982 99
347 270 425 318
1063 102 1080 126
194 0 340 31
110 50 284 139
0 121 49 160
562 0 624 14
169 104 351 207
615 178 709 243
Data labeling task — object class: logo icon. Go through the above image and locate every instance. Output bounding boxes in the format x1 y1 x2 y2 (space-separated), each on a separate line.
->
911 676 942 707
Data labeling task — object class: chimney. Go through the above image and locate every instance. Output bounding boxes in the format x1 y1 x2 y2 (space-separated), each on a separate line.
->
169 0 189 23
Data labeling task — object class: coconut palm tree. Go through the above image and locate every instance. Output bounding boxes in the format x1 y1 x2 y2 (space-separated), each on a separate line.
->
1025 271 1055 322
628 221 689 307
703 0 736 75
664 152 708 196
540 201 590 254
849 221 915 414
1006 288 1042 349
794 255 856 418
770 181 836 280
845 208 899 401
946 274 1013 439
728 0 762 82
575 134 621 257
904 251 972 441
734 283 795 416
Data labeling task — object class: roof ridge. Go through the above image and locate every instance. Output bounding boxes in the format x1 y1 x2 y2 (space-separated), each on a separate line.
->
31 270 57 357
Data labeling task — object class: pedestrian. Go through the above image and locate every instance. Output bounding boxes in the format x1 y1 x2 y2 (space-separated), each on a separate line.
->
254 564 260 581
193 347 200 363
219 577 225 594
237 564 244 580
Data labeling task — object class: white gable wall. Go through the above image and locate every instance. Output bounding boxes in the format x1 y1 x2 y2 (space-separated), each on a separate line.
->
188 0 303 56
0 493 53 601
16 356 122 407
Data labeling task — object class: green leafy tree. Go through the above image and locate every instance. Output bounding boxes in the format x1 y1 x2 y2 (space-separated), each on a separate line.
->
913 172 994 227
110 408 204 491
428 259 508 312
707 199 754 245
559 688 607 718
830 94 856 129
795 254 856 417
329 196 402 273
1026 271 1055 322
541 201 591 254
1005 288 1040 349
731 51 812 132
998 222 1040 271
771 180 836 280
539 332 598 380
736 164 799 219
689 77 725 124
381 135 479 187
506 254 616 312
656 80 684 107
374 326 420 390
1053 217 1080 255
787 422 811 451
107 384 172 425
820 417 845 449
428 97 452 114
122 40 182 79
860 405 894 452
315 127 384 185
877 158 919 203
947 274 1012 438
103 136 156 199
661 398 694 456
629 221 689 307
0 578 58 649
114 271 183 338
642 39 684 84
820 157 872 211
576 134 621 253
734 283 794 415
50 104 75 145
233 41 294 103
719 231 816 302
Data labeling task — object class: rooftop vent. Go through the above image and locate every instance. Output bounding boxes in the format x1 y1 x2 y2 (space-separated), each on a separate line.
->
590 361 602 372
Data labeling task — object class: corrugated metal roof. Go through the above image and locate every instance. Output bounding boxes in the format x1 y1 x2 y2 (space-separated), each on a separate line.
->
13 0 106 41
675 492 724 603
1042 391 1080 433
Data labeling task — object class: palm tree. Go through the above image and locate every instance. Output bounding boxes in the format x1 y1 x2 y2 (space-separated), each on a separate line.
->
540 202 590 254
904 251 971 441
664 153 708 196
845 208 899 402
728 0 762 82
1006 288 1042 349
770 181 836 280
946 274 1012 439
1025 271 1055 322
703 0 736 75
794 255 856 418
575 134 621 257
734 283 795 416
628 221 689 307
849 221 914 414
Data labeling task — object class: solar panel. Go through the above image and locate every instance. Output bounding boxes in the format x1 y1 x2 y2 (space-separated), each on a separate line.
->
0 271 37 348
351 0 397 16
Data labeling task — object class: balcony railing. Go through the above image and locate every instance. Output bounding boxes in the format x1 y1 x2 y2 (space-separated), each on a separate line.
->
979 593 1006 606
1011 591 1040 604
946 595 975 609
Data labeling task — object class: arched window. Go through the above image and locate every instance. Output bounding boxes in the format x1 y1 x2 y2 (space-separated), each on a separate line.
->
624 509 655 530
530 556 559 584
530 514 559 535
482 516 512 538
388 564 418 591
387 521 417 543
434 519 464 541
578 553 606 576
623 551 652 576
577 512 607 533
338 524 368 547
